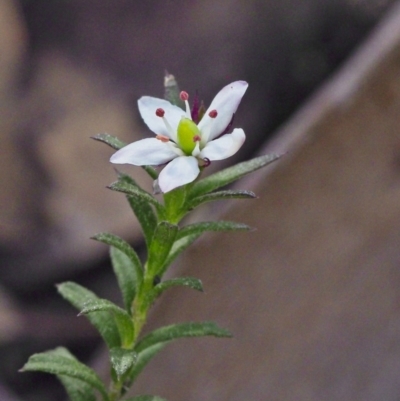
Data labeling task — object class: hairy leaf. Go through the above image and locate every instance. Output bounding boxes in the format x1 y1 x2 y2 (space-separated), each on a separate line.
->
177 221 252 240
110 247 137 314
91 133 127 150
110 348 137 380
126 343 167 387
147 222 178 276
189 153 281 198
57 282 120 349
92 232 143 285
79 299 134 348
117 172 158 246
146 277 203 306
124 396 167 401
188 189 256 209
135 322 232 353
47 347 96 401
158 233 202 277
108 180 165 218
21 348 108 401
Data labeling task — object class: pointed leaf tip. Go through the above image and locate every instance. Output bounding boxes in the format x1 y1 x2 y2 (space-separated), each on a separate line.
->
21 349 108 400
189 153 281 198
135 321 232 353
91 133 127 150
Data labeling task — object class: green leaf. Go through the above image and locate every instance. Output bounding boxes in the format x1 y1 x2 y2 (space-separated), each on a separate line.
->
177 221 252 240
58 375 96 401
57 282 120 349
125 396 167 401
91 133 127 150
58 375 97 401
110 348 137 380
158 233 202 277
21 348 108 401
145 277 203 307
154 277 203 294
163 185 189 223
141 165 159 180
126 343 167 387
135 322 232 353
80 299 134 348
117 172 158 246
49 348 96 401
108 180 165 218
91 232 143 285
110 247 137 314
147 222 178 276
189 153 281 198
188 189 256 209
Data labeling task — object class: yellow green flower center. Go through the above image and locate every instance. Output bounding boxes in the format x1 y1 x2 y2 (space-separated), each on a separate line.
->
177 117 201 155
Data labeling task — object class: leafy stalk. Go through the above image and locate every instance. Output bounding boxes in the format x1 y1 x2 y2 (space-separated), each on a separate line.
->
23 126 279 400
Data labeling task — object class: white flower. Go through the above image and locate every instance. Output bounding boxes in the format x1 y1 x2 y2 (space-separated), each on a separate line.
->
110 81 248 193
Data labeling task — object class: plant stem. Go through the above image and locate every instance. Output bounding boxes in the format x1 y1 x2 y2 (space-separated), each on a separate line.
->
108 186 190 400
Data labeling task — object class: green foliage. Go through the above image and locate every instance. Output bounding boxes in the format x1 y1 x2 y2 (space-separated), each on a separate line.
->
21 347 108 401
79 298 135 348
110 348 137 380
177 221 252 240
91 133 126 150
158 233 202 276
108 180 165 218
117 172 158 246
187 189 256 209
188 153 281 198
147 222 178 276
153 277 203 296
144 277 203 308
110 247 138 314
125 343 167 386
22 72 281 401
50 348 97 401
125 396 167 401
135 322 232 353
57 282 120 349
91 232 143 286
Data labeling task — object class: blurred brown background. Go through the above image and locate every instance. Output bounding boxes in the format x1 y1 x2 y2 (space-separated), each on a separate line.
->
1 0 400 400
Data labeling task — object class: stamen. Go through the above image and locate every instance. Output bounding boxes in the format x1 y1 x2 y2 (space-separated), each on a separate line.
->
201 158 211 167
208 109 218 118
180 91 189 101
155 108 165 117
193 135 201 142
156 134 170 143
180 90 192 118
155 108 176 141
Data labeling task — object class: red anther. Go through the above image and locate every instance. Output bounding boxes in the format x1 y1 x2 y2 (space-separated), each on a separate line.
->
208 109 218 118
155 108 165 117
156 134 169 142
180 91 189 101
202 158 211 167
193 135 201 142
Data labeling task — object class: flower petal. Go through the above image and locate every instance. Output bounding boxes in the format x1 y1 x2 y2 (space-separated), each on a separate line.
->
198 128 245 161
110 138 183 166
138 96 186 142
158 156 200 193
198 81 248 142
